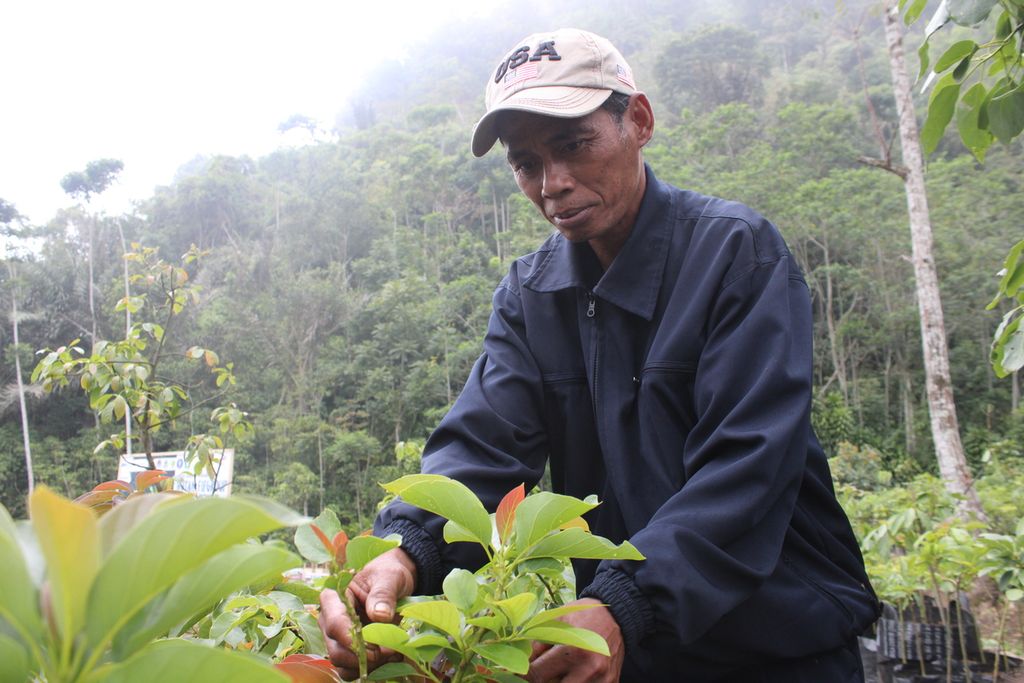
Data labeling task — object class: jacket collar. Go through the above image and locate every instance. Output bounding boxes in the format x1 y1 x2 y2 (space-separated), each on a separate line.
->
521 164 674 321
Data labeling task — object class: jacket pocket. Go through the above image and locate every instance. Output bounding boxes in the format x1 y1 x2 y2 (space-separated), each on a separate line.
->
541 371 600 495
638 362 698 450
703 554 857 660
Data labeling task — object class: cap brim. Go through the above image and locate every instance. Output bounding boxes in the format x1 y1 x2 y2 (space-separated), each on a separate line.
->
471 86 613 157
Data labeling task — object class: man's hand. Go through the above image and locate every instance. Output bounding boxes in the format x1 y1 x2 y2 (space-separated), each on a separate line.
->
527 598 624 683
318 547 417 680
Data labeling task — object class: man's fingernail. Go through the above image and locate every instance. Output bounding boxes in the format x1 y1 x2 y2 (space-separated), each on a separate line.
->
373 602 392 618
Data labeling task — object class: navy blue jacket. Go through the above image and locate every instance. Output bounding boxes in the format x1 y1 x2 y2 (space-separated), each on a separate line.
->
377 166 879 681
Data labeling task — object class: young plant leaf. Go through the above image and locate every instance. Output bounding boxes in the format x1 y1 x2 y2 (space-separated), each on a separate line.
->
560 516 590 531
361 622 427 662
383 475 492 548
511 491 598 551
345 534 401 572
331 530 348 566
443 568 479 612
294 509 342 565
473 642 530 674
496 483 526 544
74 488 126 513
134 469 172 492
366 662 423 681
443 519 481 545
290 610 328 656
522 527 645 561
273 581 322 606
492 593 537 628
29 486 100 643
521 620 610 656
468 615 507 632
523 603 603 630
400 599 463 641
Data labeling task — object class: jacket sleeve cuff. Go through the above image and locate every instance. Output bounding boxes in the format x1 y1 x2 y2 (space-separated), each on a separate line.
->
580 569 655 651
380 519 445 595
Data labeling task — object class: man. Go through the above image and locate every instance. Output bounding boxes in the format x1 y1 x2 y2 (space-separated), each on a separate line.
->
320 28 880 682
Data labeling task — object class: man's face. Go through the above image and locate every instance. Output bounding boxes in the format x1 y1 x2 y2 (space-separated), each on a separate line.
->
496 94 654 266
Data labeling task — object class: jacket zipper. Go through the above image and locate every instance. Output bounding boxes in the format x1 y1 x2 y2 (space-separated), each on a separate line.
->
587 291 598 405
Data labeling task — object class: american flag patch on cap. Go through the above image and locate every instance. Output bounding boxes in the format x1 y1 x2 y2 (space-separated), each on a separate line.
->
616 63 635 89
503 62 540 89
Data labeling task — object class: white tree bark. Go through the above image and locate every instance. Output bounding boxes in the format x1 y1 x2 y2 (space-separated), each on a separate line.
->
9 264 34 494
883 0 984 519
118 223 133 456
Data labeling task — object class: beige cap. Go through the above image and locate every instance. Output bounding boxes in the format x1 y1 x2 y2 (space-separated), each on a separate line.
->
471 28 637 157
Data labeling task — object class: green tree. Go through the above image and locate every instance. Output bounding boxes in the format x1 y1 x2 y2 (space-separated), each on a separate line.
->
898 0 1024 452
656 26 769 115
32 244 248 483
59 158 124 352
1 199 36 496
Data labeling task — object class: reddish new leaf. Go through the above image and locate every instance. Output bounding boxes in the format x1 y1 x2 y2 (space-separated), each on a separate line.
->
73 488 124 512
93 480 133 493
496 483 526 544
332 530 349 566
74 479 132 511
310 524 336 560
134 469 172 492
275 654 342 683
559 516 590 532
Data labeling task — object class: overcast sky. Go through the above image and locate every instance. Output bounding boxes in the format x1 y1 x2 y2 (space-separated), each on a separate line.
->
1 0 485 224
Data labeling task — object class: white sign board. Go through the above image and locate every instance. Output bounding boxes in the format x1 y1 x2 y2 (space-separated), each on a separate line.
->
116 450 234 497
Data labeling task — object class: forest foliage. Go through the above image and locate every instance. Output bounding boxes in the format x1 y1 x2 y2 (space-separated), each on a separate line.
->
0 0 1021 529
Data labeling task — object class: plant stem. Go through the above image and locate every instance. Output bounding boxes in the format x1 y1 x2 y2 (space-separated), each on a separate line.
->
994 601 1009 682
341 586 369 681
452 551 512 683
954 589 972 683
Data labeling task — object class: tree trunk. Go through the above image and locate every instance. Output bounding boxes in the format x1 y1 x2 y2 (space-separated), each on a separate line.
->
883 1 984 519
902 367 916 456
9 265 34 494
118 223 133 456
317 425 325 515
1012 371 1019 413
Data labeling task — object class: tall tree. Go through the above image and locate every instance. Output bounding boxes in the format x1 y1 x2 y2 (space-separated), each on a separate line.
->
59 158 124 349
876 0 983 517
655 26 769 115
60 159 124 431
1 199 34 494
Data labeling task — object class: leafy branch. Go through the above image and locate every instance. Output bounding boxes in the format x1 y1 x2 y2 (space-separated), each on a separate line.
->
31 243 249 481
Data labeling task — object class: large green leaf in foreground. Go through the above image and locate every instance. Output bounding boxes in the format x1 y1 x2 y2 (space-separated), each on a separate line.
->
0 506 42 647
97 639 289 683
112 543 299 658
383 474 492 547
87 495 305 649
30 486 100 645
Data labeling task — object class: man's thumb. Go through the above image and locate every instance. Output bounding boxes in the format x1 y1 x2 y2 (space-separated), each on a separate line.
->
366 584 397 622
